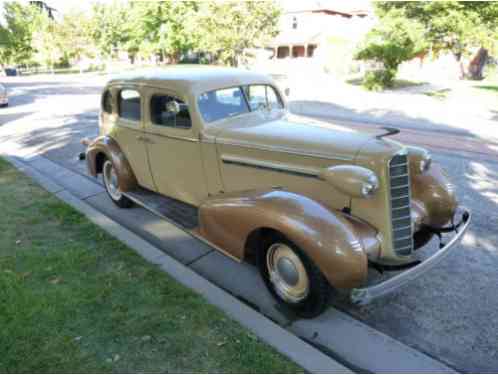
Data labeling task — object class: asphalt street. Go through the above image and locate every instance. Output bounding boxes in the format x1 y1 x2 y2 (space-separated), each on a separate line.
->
1 74 497 373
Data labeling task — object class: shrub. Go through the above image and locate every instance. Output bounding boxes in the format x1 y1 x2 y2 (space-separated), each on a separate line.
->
362 69 396 91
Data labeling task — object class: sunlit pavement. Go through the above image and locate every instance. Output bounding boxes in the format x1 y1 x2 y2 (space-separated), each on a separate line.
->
1 74 497 372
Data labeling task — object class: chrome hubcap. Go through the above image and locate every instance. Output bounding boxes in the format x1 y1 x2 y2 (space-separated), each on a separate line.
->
103 160 122 201
266 243 309 303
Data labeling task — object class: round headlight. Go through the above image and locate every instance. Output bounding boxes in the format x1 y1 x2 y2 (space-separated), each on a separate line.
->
419 152 432 173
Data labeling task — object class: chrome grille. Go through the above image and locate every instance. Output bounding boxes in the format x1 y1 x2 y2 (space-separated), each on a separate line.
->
389 153 413 256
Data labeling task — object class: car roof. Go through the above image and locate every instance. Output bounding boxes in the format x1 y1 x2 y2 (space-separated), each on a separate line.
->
106 65 276 95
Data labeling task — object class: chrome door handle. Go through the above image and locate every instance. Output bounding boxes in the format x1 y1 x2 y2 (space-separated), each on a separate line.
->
136 135 144 141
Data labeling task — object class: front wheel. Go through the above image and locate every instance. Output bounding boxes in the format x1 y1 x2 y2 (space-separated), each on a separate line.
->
259 236 330 318
102 159 133 208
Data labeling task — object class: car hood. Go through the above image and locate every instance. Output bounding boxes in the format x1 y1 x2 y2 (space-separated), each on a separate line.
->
208 111 380 162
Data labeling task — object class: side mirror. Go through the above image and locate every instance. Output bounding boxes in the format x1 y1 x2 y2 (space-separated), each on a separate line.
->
165 100 180 115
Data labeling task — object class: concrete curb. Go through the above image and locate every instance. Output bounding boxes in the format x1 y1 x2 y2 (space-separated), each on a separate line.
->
4 153 351 374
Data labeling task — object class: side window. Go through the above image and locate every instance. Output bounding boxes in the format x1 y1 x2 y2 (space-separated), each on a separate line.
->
118 89 141 122
150 94 191 129
245 85 283 111
197 87 249 123
102 90 113 114
216 87 243 106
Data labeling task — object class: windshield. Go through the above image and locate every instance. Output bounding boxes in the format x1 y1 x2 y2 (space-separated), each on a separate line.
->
197 84 283 123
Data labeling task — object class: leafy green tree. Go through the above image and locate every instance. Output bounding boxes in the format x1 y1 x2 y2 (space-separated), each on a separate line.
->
31 9 59 69
53 11 95 66
89 1 131 59
374 1 498 79
355 10 427 90
197 1 281 66
126 1 200 63
0 2 40 66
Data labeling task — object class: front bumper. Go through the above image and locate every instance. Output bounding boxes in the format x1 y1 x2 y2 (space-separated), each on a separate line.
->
351 208 471 305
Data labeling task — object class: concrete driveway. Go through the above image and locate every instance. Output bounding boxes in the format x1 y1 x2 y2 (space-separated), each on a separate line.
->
1 74 497 373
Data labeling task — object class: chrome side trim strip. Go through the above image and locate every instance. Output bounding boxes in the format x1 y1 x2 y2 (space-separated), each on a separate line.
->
221 154 321 179
216 138 354 162
146 132 199 143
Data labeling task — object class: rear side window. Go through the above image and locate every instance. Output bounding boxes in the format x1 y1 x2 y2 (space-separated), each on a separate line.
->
150 94 192 129
118 89 141 121
102 90 113 114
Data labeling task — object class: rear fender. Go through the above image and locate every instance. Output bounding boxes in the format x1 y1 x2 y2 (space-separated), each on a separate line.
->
85 136 138 192
199 189 373 289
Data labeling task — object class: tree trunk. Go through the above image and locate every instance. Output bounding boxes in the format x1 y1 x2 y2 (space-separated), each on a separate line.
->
468 47 488 80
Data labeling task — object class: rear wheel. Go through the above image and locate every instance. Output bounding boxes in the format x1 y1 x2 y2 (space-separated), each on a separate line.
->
102 159 133 208
259 235 330 318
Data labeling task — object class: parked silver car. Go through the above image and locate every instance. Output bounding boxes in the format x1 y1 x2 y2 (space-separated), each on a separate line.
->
0 83 8 107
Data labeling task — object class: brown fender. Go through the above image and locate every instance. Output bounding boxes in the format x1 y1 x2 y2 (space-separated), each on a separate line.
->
411 164 458 228
85 136 138 192
199 189 375 289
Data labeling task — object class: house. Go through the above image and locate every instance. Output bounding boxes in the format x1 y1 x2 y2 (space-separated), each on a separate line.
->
249 0 374 77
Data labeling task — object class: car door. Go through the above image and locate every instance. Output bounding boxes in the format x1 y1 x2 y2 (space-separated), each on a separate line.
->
110 86 156 191
143 87 208 206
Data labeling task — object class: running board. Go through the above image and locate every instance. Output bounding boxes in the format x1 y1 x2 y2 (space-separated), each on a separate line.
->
123 188 199 230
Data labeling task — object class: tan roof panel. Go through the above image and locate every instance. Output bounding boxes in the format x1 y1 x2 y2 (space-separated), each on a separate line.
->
107 65 274 94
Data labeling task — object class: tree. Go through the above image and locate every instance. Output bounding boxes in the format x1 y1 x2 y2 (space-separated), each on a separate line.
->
89 1 131 60
53 10 95 66
355 10 427 90
374 1 498 79
197 1 281 66
31 9 60 69
0 2 40 66
126 1 200 63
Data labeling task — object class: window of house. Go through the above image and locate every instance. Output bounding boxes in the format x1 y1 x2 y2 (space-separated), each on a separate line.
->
292 45 305 58
292 16 298 29
244 85 283 111
307 44 317 58
277 46 290 59
118 89 141 121
102 90 113 114
150 94 191 129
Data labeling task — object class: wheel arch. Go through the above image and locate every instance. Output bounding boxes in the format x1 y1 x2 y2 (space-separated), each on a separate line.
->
199 189 371 289
85 135 138 192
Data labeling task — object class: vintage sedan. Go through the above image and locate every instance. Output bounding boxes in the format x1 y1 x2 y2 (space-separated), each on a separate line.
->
85 66 470 318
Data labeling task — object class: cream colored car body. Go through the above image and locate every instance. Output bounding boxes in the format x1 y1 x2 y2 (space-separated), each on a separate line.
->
87 66 466 304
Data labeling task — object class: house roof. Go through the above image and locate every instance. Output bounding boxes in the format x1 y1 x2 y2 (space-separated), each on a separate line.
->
268 29 323 47
280 0 371 17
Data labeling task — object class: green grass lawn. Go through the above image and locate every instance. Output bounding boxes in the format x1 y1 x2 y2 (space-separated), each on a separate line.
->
0 158 302 373
423 88 451 100
346 77 427 91
474 84 498 95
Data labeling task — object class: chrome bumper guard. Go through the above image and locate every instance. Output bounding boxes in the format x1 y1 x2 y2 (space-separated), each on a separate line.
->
351 208 471 305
